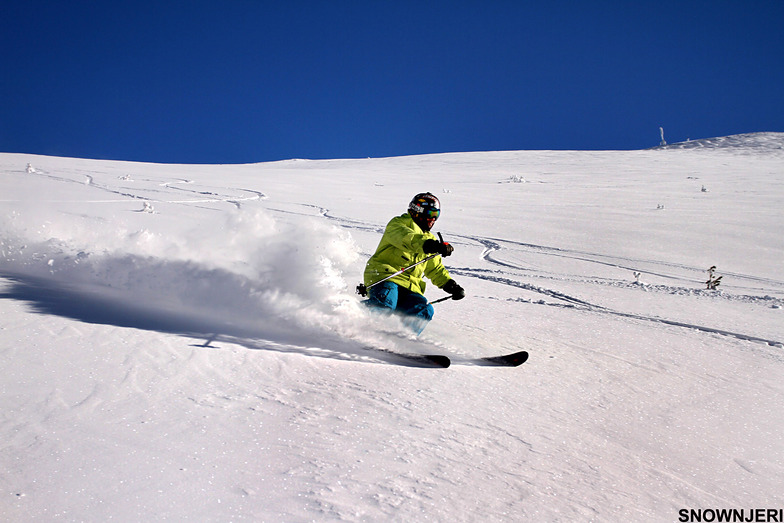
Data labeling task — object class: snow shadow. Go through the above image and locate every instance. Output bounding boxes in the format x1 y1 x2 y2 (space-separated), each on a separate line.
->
0 270 432 367
0 271 242 336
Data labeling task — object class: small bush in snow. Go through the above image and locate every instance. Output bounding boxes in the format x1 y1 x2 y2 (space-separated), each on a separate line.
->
706 265 723 290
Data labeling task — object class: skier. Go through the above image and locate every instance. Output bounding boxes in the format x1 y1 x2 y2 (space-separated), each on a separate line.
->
362 192 465 334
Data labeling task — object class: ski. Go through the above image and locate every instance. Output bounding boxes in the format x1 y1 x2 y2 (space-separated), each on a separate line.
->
395 353 452 368
364 347 451 367
370 347 528 368
473 350 529 367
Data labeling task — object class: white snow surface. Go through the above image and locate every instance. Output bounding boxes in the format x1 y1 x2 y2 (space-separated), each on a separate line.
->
1 133 783 521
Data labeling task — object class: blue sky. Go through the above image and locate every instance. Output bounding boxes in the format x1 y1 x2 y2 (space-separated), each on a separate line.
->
2 1 782 164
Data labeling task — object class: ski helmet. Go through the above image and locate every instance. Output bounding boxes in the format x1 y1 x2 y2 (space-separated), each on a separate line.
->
408 192 440 230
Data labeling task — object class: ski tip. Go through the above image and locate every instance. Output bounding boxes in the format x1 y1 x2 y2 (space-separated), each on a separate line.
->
507 350 529 366
478 350 529 367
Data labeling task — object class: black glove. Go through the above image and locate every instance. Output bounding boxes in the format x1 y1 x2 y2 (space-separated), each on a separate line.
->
423 239 454 257
442 279 465 300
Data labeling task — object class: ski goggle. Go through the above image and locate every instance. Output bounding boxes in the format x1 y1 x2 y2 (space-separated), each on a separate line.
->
413 202 439 218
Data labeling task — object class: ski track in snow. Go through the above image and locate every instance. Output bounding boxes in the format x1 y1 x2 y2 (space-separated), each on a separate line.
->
1 165 268 206
315 206 784 350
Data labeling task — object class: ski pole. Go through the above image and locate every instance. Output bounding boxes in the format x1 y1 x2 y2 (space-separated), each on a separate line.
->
356 254 439 297
428 295 452 305
405 294 454 320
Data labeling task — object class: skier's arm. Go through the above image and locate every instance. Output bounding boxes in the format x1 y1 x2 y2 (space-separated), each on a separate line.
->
383 216 430 253
423 255 453 290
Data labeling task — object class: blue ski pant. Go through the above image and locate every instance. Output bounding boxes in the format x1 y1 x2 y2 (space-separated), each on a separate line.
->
366 281 434 335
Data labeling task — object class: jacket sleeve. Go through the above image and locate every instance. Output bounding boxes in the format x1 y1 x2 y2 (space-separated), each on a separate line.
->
383 215 429 254
424 255 452 289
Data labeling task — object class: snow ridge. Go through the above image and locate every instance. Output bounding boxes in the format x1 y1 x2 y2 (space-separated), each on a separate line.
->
653 131 784 153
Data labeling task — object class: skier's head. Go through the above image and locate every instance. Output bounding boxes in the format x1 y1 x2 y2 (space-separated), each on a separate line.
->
408 192 440 232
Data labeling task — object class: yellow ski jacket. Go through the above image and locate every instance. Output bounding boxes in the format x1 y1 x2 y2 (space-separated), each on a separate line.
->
363 212 452 295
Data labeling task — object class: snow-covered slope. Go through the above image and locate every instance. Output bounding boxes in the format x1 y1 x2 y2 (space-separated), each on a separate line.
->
1 134 783 521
